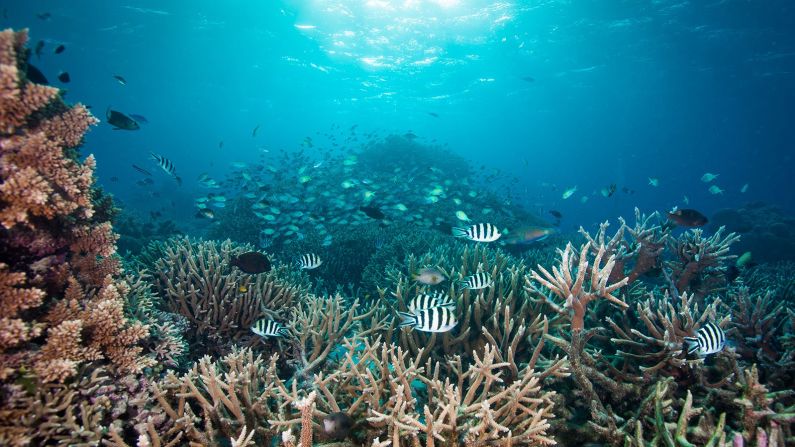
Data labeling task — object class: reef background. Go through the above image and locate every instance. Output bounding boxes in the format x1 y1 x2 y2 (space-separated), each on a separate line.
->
2 26 795 446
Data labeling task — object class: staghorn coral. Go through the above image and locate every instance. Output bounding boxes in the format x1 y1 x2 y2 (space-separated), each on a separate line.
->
579 208 669 285
667 226 740 293
376 242 562 375
148 237 307 356
287 293 385 379
606 289 726 378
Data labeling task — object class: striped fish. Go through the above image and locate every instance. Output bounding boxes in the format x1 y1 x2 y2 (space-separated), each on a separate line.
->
684 322 726 356
458 272 492 290
398 307 457 333
251 319 289 338
452 223 502 242
298 253 322 270
150 152 182 185
407 292 455 313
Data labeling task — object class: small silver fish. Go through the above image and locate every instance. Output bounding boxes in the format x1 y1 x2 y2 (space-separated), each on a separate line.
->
413 267 445 285
251 319 289 337
398 307 457 333
459 272 492 290
298 253 322 269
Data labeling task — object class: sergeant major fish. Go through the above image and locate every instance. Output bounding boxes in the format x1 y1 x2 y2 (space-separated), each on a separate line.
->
398 307 457 333
683 322 727 357
150 152 182 185
298 253 322 269
459 272 493 290
453 223 501 242
407 292 455 313
251 319 290 338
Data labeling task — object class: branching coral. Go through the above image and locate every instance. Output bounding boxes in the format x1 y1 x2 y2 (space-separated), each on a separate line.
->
0 28 152 385
378 242 558 376
606 290 725 378
287 293 385 379
667 227 740 293
149 237 306 355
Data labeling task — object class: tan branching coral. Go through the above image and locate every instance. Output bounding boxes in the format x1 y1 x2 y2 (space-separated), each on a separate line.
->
380 243 555 374
579 209 669 285
35 276 154 382
288 293 384 378
527 241 629 332
607 290 726 377
150 237 305 354
667 226 740 292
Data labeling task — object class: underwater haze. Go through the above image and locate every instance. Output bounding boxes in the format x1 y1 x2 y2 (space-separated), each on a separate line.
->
6 0 795 226
2 1 795 446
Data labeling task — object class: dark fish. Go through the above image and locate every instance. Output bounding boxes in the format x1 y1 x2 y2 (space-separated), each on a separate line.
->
110 176 119 182
113 74 127 85
35 40 44 58
231 251 272 274
132 164 152 176
26 64 48 84
667 209 708 227
521 75 535 82
428 112 439 118
150 211 161 219
252 124 260 137
129 114 148 123
622 186 635 194
54 44 65 54
106 108 140 130
37 12 51 20
404 132 417 140
219 141 224 149
57 71 70 83
322 412 354 441
359 205 385 220
549 210 562 219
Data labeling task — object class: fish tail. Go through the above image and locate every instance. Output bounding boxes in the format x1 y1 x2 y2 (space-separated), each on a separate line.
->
278 327 290 337
397 311 417 329
452 227 469 238
683 337 700 355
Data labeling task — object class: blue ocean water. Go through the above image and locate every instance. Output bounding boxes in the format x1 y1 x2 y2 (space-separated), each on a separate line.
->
3 0 794 231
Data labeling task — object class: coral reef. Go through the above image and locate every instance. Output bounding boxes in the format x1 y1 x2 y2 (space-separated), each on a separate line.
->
2 28 794 447
710 202 795 263
146 237 308 356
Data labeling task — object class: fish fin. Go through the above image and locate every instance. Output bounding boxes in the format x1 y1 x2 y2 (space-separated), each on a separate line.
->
397 311 417 329
683 337 700 355
452 227 469 238
438 302 456 310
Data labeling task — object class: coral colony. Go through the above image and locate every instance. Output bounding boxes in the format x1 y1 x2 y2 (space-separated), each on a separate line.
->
1 28 794 447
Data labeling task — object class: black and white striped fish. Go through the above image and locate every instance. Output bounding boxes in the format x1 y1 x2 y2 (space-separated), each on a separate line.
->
298 253 322 270
398 307 457 333
407 292 455 313
684 322 726 356
251 319 289 338
452 223 502 242
458 272 493 290
150 152 182 185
